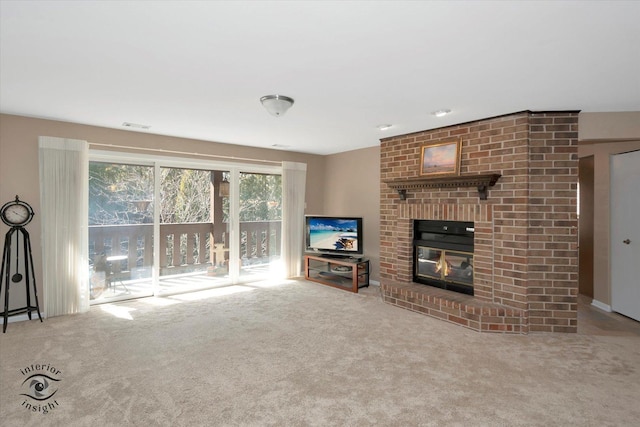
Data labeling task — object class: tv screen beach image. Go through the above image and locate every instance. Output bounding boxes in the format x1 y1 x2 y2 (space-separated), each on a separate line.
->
309 218 359 251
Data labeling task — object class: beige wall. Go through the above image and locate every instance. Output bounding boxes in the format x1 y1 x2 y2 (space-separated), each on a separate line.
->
578 112 640 307
0 113 329 309
323 146 380 283
579 112 640 142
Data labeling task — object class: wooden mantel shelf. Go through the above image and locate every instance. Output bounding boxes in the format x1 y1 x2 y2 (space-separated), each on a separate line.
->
384 173 501 201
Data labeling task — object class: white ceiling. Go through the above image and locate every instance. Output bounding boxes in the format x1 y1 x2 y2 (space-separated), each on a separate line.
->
1 1 639 155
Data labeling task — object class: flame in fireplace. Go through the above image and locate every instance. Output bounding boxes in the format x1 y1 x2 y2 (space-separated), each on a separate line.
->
435 255 451 277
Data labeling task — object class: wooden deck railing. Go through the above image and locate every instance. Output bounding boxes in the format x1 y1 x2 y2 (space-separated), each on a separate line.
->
89 221 281 274
238 221 282 261
89 224 153 273
160 223 213 269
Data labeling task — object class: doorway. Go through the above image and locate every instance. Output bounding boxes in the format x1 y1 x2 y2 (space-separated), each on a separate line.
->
578 156 594 298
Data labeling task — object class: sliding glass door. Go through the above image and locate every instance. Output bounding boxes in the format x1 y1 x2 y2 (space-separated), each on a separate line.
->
88 162 155 302
157 167 230 295
238 172 282 281
88 153 283 303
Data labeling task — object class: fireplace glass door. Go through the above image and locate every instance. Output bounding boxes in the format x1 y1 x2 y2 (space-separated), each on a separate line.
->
415 246 473 287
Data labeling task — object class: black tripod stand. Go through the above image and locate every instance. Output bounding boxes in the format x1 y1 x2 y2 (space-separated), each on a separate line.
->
0 225 43 333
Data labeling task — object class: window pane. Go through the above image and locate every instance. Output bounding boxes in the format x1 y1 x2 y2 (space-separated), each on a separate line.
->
88 162 154 302
238 172 282 280
158 167 230 295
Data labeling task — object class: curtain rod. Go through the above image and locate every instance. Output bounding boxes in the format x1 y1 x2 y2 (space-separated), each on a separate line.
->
88 142 283 165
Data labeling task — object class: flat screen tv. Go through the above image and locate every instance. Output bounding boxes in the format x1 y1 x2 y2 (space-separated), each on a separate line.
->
305 215 364 258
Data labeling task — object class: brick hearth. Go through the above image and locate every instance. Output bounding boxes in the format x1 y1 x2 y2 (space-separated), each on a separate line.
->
380 281 524 333
379 111 579 334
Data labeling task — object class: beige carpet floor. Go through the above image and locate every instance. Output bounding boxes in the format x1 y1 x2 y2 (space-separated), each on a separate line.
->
1 280 639 426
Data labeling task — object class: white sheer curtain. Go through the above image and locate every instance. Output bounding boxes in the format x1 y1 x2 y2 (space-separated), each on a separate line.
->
38 136 89 317
282 161 307 278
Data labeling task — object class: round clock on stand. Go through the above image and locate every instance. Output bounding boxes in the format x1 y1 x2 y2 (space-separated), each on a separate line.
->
1 195 43 333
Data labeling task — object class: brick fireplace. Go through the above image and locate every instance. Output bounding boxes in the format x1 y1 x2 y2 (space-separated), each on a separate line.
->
379 111 579 334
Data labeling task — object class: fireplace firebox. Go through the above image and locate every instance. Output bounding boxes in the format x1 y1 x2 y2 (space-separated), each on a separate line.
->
413 220 474 295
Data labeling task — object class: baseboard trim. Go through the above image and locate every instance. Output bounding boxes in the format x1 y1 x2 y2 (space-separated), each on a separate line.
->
591 299 612 312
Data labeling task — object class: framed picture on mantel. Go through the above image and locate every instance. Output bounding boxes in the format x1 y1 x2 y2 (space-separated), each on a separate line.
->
420 137 462 176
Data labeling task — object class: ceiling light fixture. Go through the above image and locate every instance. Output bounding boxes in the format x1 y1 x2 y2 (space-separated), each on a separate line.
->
431 109 451 118
260 95 294 117
377 124 393 131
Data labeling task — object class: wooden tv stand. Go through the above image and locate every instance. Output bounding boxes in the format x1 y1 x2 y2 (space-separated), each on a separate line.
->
304 255 369 293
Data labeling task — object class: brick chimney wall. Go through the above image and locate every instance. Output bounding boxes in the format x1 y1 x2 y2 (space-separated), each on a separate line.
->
379 111 579 333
